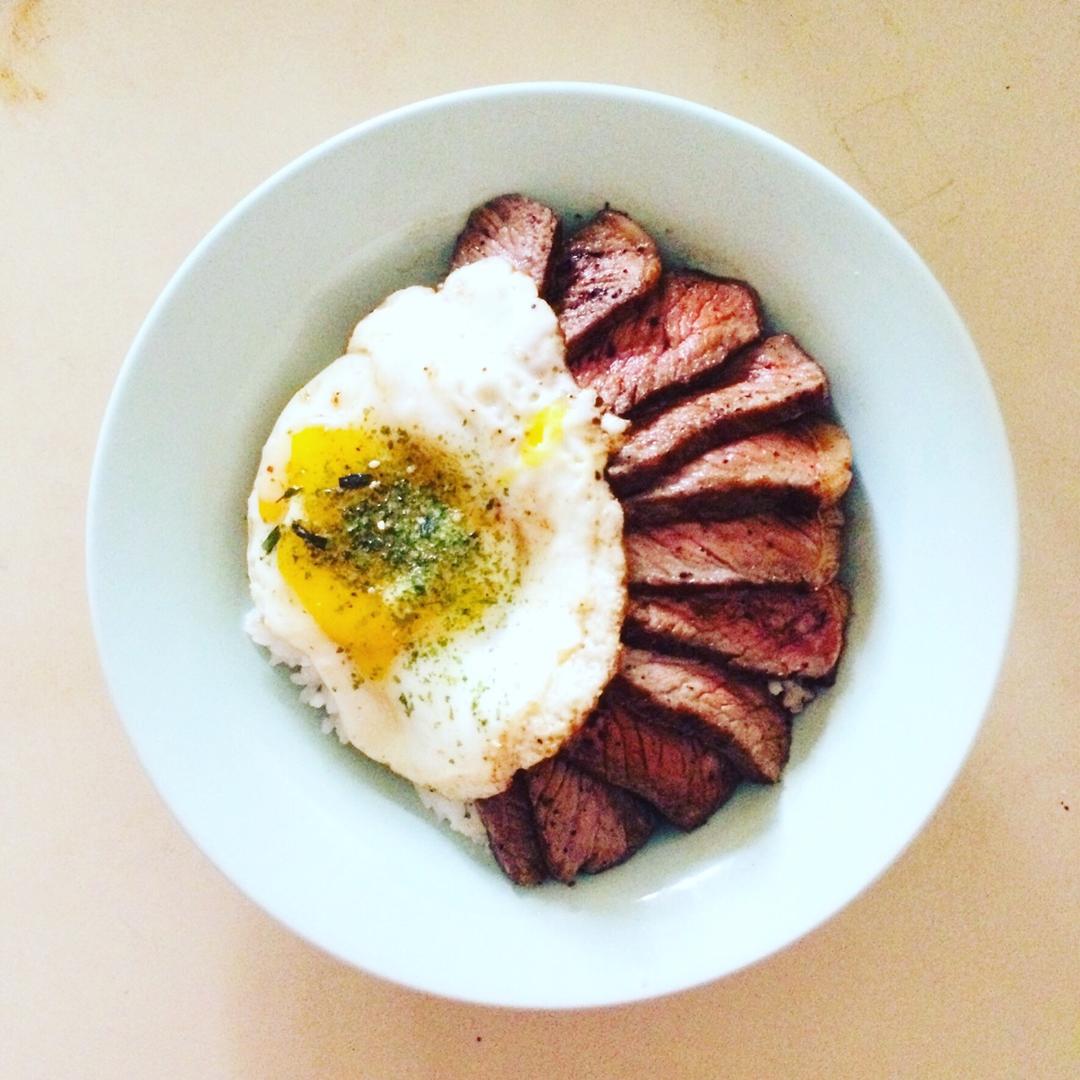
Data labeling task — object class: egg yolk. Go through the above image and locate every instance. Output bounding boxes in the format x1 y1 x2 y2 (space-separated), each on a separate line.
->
258 496 286 524
270 425 518 682
520 400 566 468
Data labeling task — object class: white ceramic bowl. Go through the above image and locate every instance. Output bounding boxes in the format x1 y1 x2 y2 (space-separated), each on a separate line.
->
87 83 1017 1008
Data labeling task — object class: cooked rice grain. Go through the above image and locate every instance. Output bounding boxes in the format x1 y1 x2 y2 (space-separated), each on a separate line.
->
244 610 487 843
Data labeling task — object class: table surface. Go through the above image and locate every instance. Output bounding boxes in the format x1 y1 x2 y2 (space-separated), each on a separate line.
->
4 1 1078 1076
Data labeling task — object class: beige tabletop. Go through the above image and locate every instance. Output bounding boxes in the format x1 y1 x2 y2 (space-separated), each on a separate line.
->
4 1 1078 1076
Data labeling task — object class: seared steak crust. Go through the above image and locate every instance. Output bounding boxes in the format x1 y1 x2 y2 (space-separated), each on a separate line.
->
608 334 829 494
624 418 852 525
571 271 762 416
615 648 790 783
625 583 849 680
625 508 844 590
566 696 740 829
450 193 561 294
526 757 655 883
475 772 549 886
552 209 662 357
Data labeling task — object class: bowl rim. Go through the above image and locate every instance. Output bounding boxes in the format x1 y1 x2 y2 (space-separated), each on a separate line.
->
87 81 1019 1009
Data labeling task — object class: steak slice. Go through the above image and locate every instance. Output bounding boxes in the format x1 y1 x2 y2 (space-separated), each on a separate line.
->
450 194 561 294
526 757 655 884
571 271 763 416
608 334 829 495
614 648 790 783
624 583 850 680
475 772 548 886
552 208 661 357
625 508 844 590
624 418 852 525
565 696 740 830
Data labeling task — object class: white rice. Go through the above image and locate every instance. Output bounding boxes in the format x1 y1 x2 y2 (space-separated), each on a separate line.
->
767 677 817 714
244 610 488 844
413 787 487 843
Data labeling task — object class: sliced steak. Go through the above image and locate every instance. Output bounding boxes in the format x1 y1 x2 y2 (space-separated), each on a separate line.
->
608 334 829 494
475 772 548 886
450 194 561 294
624 418 852 525
625 508 844 590
526 757 655 884
614 648 790 783
565 696 740 830
625 583 849 680
552 208 661 357
571 271 762 416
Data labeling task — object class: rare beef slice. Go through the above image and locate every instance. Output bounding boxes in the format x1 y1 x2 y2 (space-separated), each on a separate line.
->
565 695 740 830
624 583 849 681
614 648 790 783
552 208 662 357
608 334 829 494
571 270 762 416
624 508 844 590
623 418 852 525
450 193 561 294
526 756 655 883
475 771 548 886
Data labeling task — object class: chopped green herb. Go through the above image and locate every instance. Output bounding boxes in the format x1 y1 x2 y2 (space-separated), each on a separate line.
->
262 525 281 554
341 476 482 598
278 428 519 657
276 486 301 501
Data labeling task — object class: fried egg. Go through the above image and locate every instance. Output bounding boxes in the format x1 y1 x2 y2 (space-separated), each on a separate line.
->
246 258 627 801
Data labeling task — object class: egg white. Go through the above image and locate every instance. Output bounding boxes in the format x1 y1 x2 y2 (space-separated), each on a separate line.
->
247 259 627 801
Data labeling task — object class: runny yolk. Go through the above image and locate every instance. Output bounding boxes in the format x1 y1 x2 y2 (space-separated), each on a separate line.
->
520 401 566 468
258 497 286 524
272 425 516 682
277 530 407 681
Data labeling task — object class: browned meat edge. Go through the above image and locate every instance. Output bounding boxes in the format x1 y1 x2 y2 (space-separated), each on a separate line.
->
565 696 741 829
571 271 763 416
450 193 561 294
475 771 548 886
624 583 850 681
526 757 655 883
623 418 852 525
552 208 662 357
614 648 790 783
625 508 844 590
608 334 829 495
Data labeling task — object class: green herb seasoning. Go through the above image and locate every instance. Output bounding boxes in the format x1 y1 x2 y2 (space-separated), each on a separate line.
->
273 424 519 679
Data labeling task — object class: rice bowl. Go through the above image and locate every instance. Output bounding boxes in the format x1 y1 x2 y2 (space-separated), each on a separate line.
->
87 83 1017 1007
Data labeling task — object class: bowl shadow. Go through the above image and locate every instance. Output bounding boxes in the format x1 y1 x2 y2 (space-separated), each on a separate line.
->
788 470 879 773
